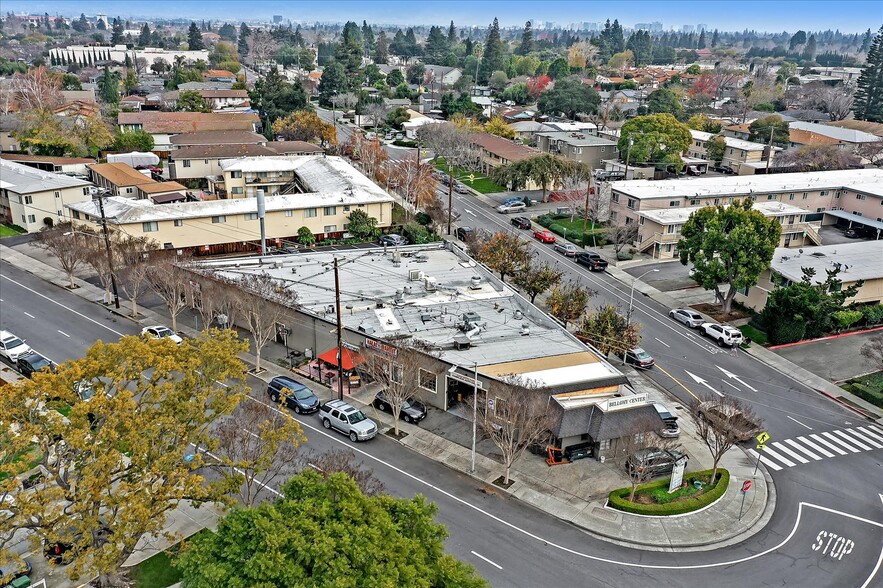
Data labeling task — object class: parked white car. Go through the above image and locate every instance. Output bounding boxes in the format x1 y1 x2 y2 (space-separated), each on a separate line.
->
496 201 527 214
141 325 183 345
700 323 744 347
669 308 704 328
0 330 32 362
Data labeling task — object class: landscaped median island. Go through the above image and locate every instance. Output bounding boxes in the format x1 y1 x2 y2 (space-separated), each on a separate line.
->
608 468 730 516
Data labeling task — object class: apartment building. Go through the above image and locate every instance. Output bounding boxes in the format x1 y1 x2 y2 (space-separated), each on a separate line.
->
117 112 260 151
687 130 781 174
470 132 542 188
67 156 395 253
168 144 278 182
0 154 94 175
536 132 619 170
169 130 268 150
0 160 93 232
88 163 156 197
607 169 883 259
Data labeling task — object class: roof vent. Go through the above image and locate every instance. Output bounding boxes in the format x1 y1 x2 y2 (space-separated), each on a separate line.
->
520 323 530 336
424 276 437 292
409 269 424 281
514 310 523 320
469 276 482 290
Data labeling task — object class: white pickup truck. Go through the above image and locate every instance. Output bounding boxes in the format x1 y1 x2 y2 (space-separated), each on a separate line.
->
318 400 378 442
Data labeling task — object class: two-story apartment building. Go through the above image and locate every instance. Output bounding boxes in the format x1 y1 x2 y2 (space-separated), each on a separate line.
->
169 144 279 182
117 112 260 151
67 156 395 253
0 154 94 175
169 130 268 150
88 163 157 197
607 169 883 259
0 160 93 232
470 132 541 177
536 132 619 171
687 130 781 174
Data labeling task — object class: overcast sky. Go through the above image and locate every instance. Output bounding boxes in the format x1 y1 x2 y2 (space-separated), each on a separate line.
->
3 0 876 33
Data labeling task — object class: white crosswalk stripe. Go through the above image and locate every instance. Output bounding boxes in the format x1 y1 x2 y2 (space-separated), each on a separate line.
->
784 438 823 460
832 429 873 451
771 442 810 464
748 427 881 472
747 449 782 471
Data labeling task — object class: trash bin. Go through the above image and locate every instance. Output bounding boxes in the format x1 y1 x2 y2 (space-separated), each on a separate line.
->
12 575 32 588
693 480 704 490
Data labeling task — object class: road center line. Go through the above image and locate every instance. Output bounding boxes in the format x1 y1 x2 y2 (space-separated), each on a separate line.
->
471 550 503 570
787 415 813 430
0 274 126 337
57 330 70 338
23 312 35 318
654 338 671 347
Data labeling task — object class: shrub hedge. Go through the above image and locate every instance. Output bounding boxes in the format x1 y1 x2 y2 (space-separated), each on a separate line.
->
842 382 883 408
607 468 730 516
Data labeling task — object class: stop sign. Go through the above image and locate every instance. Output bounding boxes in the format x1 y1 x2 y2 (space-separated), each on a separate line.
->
742 480 752 492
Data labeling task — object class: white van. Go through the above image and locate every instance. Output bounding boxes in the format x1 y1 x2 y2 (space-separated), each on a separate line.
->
0 330 32 362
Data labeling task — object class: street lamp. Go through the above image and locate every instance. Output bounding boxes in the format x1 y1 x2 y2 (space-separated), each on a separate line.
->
627 268 659 327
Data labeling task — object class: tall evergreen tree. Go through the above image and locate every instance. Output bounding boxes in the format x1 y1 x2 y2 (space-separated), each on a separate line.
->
711 29 720 48
238 23 251 58
188 22 205 50
374 30 389 63
479 18 505 83
517 21 533 55
861 28 873 52
335 21 364 88
318 60 348 107
854 26 883 122
803 34 817 60
447 20 457 44
111 18 124 44
425 25 448 64
361 20 374 55
697 30 707 49
138 23 150 46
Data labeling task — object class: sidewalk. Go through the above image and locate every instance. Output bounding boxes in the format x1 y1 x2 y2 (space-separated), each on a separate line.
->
2 241 774 554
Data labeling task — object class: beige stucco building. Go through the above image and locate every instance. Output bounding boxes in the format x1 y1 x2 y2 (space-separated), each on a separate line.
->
688 130 781 174
0 160 93 232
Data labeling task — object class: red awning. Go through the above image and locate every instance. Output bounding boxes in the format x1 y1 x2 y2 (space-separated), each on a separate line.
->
317 347 365 371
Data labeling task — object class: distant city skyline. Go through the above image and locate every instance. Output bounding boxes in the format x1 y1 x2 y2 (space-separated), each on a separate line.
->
1 0 875 33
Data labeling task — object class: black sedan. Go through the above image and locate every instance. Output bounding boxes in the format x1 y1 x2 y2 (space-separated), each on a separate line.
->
372 391 427 424
17 351 55 378
510 216 532 230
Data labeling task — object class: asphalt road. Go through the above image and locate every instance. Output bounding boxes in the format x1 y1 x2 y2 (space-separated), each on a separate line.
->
2 250 881 587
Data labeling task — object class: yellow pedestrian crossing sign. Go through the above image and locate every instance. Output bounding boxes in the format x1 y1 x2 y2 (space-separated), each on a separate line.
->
757 431 770 445
756 443 766 451
469 174 475 183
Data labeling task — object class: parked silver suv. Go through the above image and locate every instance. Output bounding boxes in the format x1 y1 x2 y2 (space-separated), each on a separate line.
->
318 399 378 442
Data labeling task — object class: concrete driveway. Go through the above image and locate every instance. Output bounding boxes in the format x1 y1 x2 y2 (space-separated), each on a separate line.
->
624 260 700 293
773 328 883 383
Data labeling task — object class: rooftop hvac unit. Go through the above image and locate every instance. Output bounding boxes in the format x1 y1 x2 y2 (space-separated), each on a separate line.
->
409 269 424 282
424 276 437 292
469 276 482 290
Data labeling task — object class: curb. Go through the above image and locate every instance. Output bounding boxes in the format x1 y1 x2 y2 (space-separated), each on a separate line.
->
817 389 875 420
767 325 883 349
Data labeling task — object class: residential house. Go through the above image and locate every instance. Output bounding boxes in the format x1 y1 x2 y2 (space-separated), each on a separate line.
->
722 123 751 140
163 89 250 112
0 159 93 232
88 162 156 197
606 169 883 259
509 121 555 145
422 65 462 88
169 130 267 150
789 121 881 152
168 143 278 182
0 115 24 152
68 155 395 253
265 141 325 156
823 119 883 139
120 95 146 111
536 131 618 170
0 153 94 175
137 181 188 202
738 240 883 311
117 112 260 150
203 69 237 83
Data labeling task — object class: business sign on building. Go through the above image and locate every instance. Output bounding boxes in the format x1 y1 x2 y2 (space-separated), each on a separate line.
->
364 338 398 357
601 393 649 412
447 371 484 390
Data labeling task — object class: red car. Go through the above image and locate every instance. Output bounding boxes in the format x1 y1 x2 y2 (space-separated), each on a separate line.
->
533 229 556 244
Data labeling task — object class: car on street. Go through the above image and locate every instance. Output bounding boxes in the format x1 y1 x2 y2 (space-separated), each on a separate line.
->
318 399 378 442
623 347 655 369
625 447 686 478
378 233 407 247
0 330 32 363
697 400 762 441
454 182 470 194
510 216 532 230
455 226 474 241
533 229 556 243
267 376 320 414
496 201 527 214
553 242 579 257
575 251 608 271
502 197 524 206
669 308 704 328
372 390 428 424
700 322 744 347
17 351 55 378
141 325 183 345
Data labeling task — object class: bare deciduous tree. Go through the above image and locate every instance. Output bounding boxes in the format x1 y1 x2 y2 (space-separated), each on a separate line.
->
360 340 435 437
212 400 305 506
774 144 862 172
364 102 390 137
234 273 298 373
145 252 191 331
114 235 158 318
617 419 684 501
11 66 62 111
606 222 639 257
32 223 89 289
471 377 554 485
191 274 230 330
247 29 279 66
692 397 761 484
854 140 883 168
418 122 479 234
390 158 438 215
295 448 385 496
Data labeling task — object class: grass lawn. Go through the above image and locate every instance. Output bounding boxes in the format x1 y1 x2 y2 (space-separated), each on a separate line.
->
433 158 506 194
0 443 43 482
0 224 25 238
739 324 768 347
545 216 600 235
131 550 182 588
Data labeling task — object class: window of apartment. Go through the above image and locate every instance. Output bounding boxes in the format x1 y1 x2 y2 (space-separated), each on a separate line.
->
713 198 720 205
204 159 209 165
231 171 242 178
627 198 636 210
23 195 32 205
665 244 673 252
126 187 133 194
244 212 258 220
767 194 776 201
343 205 350 212
142 221 158 232
72 211 80 220
856 194 867 201
611 193 620 203
285 210 293 217
750 194 758 201
802 192 808 199
573 147 582 154
831 206 841 211
820 191 828 196
324 206 337 216
835 191 841 199
54 191 61 198
854 211 863 217
639 217 645 225
689 198 700 206
26 214 35 223
183 160 191 168
174 219 183 227
231 187 243 195
57 210 63 216
610 211 618 220
816 207 826 213
83 187 91 195
667 224 676 234
212 215 227 224
304 208 317 218
324 224 338 233
789 193 795 200
20 215 25 223
669 200 681 207
419 369 437 392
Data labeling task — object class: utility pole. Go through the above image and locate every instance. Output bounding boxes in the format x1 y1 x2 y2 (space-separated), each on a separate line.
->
447 162 454 235
765 125 775 174
95 190 120 309
470 361 478 474
624 137 634 180
333 257 344 401
256 189 267 256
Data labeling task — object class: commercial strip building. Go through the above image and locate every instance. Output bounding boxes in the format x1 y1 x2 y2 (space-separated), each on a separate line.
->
607 169 883 259
188 242 667 460
67 155 395 254
0 159 93 232
737 240 883 311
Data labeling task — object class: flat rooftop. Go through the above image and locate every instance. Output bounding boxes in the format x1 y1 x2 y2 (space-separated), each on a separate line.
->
772 240 883 284
537 131 617 146
611 169 883 200
195 244 626 389
638 200 811 225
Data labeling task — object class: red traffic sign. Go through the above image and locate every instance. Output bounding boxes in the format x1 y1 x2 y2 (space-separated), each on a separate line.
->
742 480 752 492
